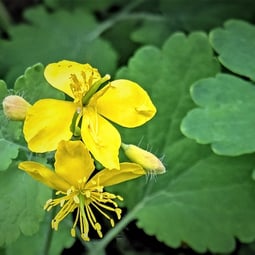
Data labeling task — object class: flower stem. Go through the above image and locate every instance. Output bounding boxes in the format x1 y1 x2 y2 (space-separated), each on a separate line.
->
42 190 56 255
85 201 145 255
85 0 165 41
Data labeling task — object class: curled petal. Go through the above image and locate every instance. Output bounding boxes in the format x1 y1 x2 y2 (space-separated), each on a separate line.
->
24 99 76 152
44 60 101 98
81 107 121 170
87 163 145 188
19 161 70 192
55 140 95 186
94 79 156 127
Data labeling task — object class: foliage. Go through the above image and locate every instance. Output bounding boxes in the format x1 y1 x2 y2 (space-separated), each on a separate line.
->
1 0 255 255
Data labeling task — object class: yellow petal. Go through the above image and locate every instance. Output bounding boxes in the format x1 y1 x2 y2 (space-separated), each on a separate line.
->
44 60 101 98
19 161 70 191
94 79 156 127
24 99 76 152
55 140 95 187
86 162 145 188
81 107 120 170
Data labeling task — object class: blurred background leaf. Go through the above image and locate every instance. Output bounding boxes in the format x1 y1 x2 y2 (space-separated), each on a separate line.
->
44 0 122 11
159 0 255 32
0 6 118 86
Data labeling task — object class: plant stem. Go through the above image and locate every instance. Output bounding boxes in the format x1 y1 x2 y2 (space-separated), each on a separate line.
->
86 0 165 41
85 201 144 255
42 190 57 255
0 0 12 31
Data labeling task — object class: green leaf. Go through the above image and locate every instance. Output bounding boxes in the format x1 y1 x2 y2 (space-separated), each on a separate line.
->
121 142 255 253
181 73 255 156
116 32 220 148
6 214 74 255
0 6 117 85
0 80 8 101
0 139 19 171
0 110 23 171
44 0 120 11
210 19 255 81
131 19 171 47
112 32 255 254
0 163 51 246
159 0 255 32
0 112 23 144
103 20 140 66
14 63 65 104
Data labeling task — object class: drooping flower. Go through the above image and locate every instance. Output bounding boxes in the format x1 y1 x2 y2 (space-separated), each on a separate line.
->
18 140 145 241
23 60 156 169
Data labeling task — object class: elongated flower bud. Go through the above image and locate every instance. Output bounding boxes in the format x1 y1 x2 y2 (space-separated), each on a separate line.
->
2 95 31 121
121 143 166 174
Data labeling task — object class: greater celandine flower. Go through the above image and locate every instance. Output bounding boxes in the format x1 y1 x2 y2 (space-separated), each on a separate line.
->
19 140 145 241
23 60 156 169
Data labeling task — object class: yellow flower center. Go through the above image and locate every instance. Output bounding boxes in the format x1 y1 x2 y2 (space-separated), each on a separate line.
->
69 71 111 138
44 177 123 241
69 65 110 107
70 71 93 107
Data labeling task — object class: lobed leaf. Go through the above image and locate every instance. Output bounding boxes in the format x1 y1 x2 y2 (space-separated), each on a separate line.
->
14 63 65 104
210 19 255 81
0 163 51 246
111 32 255 253
0 139 19 171
6 213 74 255
131 142 255 253
0 116 23 171
181 74 255 156
116 32 220 149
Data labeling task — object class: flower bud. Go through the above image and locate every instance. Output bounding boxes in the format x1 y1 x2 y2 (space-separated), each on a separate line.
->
2 95 31 121
121 143 166 174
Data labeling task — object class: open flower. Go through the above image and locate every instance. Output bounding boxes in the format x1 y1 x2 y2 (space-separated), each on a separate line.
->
23 60 156 169
18 140 145 241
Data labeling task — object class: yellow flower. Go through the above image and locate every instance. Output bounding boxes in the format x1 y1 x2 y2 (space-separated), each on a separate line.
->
18 140 145 241
23 60 156 169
